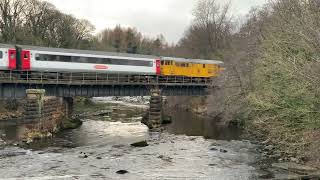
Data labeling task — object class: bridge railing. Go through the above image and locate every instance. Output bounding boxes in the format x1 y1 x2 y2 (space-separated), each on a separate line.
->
0 71 214 86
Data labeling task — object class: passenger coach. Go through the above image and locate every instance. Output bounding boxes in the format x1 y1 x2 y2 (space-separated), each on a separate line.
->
0 44 18 70
22 45 160 75
0 44 224 79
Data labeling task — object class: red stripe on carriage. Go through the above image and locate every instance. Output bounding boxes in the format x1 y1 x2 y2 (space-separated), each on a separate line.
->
94 65 108 70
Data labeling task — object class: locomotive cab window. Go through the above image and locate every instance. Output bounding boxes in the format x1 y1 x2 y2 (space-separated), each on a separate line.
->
24 53 29 59
0 51 2 59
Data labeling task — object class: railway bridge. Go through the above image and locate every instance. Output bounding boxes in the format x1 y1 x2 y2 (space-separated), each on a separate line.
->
0 71 212 98
0 71 215 129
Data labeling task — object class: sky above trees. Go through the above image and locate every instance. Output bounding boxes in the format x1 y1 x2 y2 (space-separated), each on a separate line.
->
46 0 266 43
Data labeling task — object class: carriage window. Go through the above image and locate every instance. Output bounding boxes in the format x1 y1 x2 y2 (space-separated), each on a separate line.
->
161 61 164 65
35 54 40 60
34 53 153 67
203 64 206 68
0 51 2 59
24 53 29 59
10 52 15 59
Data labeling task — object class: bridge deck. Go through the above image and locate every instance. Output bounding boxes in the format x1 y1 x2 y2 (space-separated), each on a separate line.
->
0 71 213 86
0 71 214 98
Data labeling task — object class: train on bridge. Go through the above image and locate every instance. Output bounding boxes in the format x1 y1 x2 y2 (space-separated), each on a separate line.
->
0 44 224 79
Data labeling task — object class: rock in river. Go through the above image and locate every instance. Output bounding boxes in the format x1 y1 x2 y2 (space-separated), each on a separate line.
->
116 170 129 174
210 147 218 151
158 155 173 162
220 149 228 153
78 152 88 158
130 140 149 147
78 154 88 158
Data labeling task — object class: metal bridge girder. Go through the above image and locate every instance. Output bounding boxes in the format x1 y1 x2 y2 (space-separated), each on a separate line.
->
0 83 209 98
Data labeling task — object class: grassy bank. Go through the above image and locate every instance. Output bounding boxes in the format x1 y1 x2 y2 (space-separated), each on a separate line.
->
245 0 320 167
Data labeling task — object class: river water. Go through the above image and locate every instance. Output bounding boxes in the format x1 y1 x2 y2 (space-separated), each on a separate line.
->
0 98 265 180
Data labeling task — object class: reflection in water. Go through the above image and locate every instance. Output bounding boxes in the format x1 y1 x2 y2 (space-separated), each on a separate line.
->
0 123 29 141
167 110 242 140
0 102 242 147
0 102 149 149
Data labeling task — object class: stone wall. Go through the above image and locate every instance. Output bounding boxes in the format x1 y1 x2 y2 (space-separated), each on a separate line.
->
24 97 66 134
23 90 72 141
0 99 24 121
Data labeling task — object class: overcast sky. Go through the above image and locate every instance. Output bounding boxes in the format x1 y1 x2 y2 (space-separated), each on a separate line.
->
46 0 266 43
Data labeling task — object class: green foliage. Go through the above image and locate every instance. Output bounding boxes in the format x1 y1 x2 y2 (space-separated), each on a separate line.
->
247 0 320 156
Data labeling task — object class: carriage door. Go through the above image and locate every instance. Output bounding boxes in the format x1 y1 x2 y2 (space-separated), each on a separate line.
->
21 50 31 70
8 49 16 70
156 59 161 75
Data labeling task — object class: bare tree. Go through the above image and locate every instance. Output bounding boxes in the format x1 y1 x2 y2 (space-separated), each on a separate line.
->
178 0 233 58
21 0 57 45
0 0 26 43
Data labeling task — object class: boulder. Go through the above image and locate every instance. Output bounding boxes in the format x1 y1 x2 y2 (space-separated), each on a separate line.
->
210 147 218 151
158 155 173 162
116 170 129 174
130 141 149 147
220 149 228 153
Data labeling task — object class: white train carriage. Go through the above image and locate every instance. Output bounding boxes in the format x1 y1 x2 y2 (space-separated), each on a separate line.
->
0 44 17 70
18 45 160 75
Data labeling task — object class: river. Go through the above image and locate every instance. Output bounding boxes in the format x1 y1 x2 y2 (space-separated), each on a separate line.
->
0 98 267 180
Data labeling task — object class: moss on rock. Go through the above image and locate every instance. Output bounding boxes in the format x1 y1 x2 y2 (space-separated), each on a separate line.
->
61 118 83 130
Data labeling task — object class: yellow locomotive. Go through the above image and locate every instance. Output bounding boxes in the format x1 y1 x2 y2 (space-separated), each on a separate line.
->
160 57 224 78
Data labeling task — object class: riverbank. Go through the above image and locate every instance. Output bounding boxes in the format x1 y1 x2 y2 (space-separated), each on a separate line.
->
164 96 320 178
245 123 320 170
1 96 319 179
0 97 263 179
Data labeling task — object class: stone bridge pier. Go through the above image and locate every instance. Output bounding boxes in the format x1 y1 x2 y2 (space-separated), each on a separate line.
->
63 97 74 119
142 88 163 129
23 89 74 140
